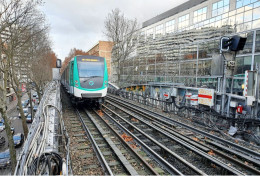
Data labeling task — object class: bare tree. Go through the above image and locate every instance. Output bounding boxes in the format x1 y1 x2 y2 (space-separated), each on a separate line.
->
31 50 56 103
0 0 47 172
27 25 53 103
104 8 138 86
61 48 89 73
5 1 46 140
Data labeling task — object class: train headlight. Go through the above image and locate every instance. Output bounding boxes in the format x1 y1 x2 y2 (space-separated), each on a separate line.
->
75 80 78 83
75 84 79 87
105 81 107 83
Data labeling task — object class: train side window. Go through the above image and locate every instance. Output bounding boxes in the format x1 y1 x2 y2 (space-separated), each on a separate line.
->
70 62 74 85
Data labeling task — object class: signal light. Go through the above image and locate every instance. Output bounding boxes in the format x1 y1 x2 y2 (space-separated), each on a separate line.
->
220 35 247 52
230 35 247 51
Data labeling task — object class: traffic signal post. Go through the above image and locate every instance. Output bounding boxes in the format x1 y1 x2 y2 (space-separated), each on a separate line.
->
220 35 247 115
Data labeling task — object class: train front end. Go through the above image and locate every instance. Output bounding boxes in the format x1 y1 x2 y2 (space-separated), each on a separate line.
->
73 55 108 104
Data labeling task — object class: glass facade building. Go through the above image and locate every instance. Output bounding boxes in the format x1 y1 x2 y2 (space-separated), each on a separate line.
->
117 0 260 95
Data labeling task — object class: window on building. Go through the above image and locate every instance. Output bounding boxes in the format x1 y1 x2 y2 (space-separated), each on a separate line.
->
166 19 175 33
254 55 260 65
256 30 260 52
194 7 207 24
253 7 260 20
236 0 258 9
235 56 252 74
212 0 230 17
146 28 154 38
155 24 163 37
178 14 189 30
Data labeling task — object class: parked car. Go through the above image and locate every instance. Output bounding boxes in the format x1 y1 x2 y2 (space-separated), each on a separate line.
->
19 108 29 118
13 133 24 147
0 149 11 168
0 120 5 132
33 105 38 112
26 114 32 123
21 99 29 107
33 92 37 97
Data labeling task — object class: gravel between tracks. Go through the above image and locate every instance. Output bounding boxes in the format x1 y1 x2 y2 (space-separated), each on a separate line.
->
62 88 104 175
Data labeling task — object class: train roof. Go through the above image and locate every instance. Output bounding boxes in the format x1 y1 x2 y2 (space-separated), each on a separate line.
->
76 55 105 59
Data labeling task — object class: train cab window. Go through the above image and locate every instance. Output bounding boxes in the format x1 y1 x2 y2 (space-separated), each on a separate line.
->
77 61 104 78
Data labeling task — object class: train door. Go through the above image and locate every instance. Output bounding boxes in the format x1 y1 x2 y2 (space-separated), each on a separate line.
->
70 61 74 94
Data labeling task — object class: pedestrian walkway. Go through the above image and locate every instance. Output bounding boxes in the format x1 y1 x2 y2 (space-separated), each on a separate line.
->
8 117 19 121
6 93 29 114
6 98 18 114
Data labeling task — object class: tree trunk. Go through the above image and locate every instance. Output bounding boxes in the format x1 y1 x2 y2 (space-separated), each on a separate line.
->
35 84 42 102
117 60 121 86
17 94 28 138
28 90 33 119
0 109 17 173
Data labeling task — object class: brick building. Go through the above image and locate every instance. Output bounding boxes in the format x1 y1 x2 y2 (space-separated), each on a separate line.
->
86 41 113 77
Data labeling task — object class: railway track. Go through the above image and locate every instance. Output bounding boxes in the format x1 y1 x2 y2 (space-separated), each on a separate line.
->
76 107 164 175
105 94 260 175
63 108 104 174
63 90 174 175
65 105 173 174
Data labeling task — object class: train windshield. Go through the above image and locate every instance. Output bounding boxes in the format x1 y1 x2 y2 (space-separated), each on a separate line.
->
77 61 104 78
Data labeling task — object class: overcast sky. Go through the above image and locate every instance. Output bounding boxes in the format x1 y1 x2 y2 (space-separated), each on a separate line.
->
41 0 188 60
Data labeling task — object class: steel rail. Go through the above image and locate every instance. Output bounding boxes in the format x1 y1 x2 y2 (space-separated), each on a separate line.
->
102 104 206 175
75 108 113 176
104 101 246 175
92 109 160 175
101 108 184 175
83 109 138 176
107 95 260 160
153 121 260 175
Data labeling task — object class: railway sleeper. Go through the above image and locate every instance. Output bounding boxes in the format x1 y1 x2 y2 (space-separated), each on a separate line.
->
97 143 107 147
149 145 161 151
133 133 142 137
157 138 169 143
83 165 99 169
77 139 87 143
77 146 90 150
102 151 112 156
80 154 94 159
73 134 85 137
142 128 153 133
121 114 130 118
71 121 79 124
131 122 140 125
140 139 151 143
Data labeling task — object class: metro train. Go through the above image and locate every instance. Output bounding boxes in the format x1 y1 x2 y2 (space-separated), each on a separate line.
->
61 55 108 105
